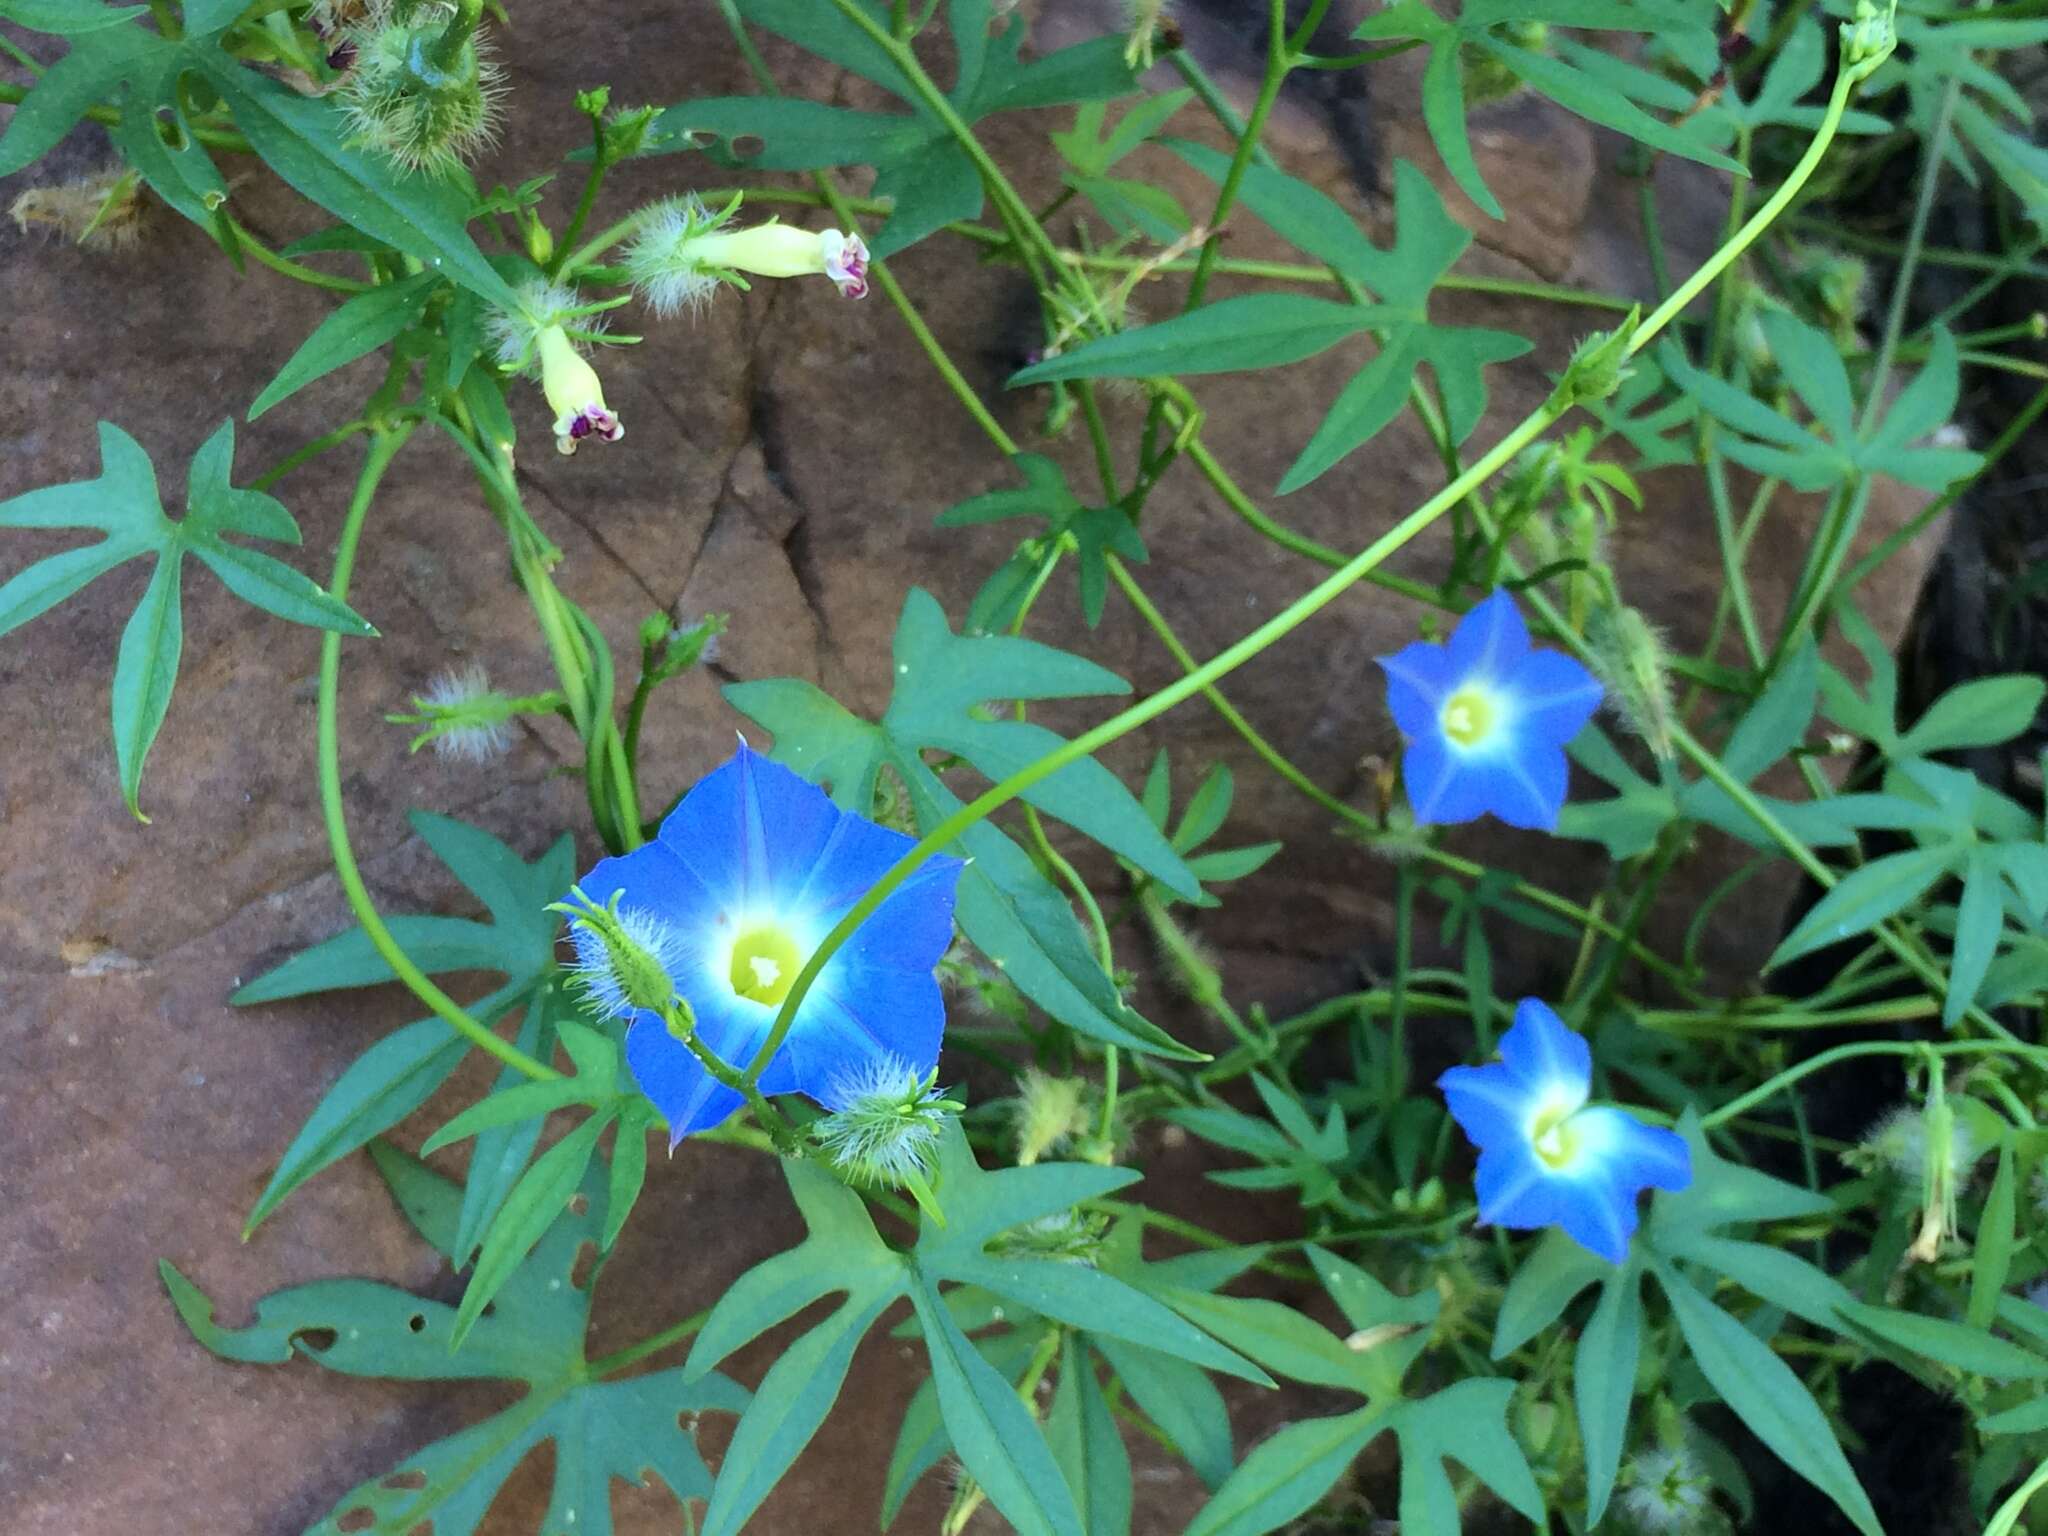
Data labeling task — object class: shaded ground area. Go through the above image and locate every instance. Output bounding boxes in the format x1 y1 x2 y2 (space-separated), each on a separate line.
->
0 4 1945 1531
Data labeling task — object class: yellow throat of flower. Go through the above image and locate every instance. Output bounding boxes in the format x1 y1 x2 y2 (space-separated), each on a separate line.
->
1528 1097 1584 1171
1440 684 1499 748
729 925 803 1006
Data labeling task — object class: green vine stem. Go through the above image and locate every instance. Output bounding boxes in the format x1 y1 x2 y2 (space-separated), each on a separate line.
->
318 426 558 1083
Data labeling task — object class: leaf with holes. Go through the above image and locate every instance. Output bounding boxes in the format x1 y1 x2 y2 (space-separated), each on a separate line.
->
163 1141 748 1536
643 0 1133 257
231 816 574 1237
727 587 1202 1059
0 420 372 819
0 12 238 245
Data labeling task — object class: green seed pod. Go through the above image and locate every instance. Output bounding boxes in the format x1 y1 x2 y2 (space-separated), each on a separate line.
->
1588 602 1676 760
339 1 503 179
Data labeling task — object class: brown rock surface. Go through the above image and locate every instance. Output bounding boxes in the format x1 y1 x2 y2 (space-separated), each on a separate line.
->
1 4 1939 1532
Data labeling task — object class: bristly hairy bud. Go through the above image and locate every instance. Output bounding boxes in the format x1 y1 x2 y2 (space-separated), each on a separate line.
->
556 886 691 1024
1012 1068 1092 1166
10 166 149 250
1588 604 1677 760
1618 1444 1719 1535
395 662 515 762
1851 1075 1981 1264
812 1057 958 1191
337 0 505 179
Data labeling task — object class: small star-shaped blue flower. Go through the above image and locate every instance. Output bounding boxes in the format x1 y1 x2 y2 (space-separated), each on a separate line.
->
1438 999 1691 1263
569 745 963 1143
1377 588 1603 829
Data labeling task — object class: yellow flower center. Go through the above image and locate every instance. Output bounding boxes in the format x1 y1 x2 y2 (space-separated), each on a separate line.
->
1440 685 1498 747
729 925 802 1006
1530 1106 1581 1170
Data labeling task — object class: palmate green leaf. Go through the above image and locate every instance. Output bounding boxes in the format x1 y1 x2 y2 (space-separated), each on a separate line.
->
685 1160 905 1536
696 1131 1238 1536
1352 0 1732 219
1182 1276 1538 1536
917 1126 1266 1385
938 454 1148 628
233 816 573 1235
0 14 232 248
0 420 371 818
1671 317 1984 492
727 587 1202 1058
197 57 520 311
645 0 1133 258
1163 142 1532 488
164 1143 747 1536
235 813 573 1002
1657 1264 1882 1536
1557 725 1679 858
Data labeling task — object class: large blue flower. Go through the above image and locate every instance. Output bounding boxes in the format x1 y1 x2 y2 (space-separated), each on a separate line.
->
1377 588 1603 830
569 745 963 1142
1438 999 1691 1263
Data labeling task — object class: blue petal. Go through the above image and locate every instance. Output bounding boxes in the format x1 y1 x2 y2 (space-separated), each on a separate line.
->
1438 1061 1531 1151
1478 739 1569 831
762 960 948 1105
575 840 719 931
1475 1140 1637 1265
1446 588 1531 679
1474 1139 1574 1232
1509 649 1603 746
1378 640 1457 738
627 1013 748 1141
1496 999 1591 1099
831 855 964 975
1574 1106 1693 1194
1555 1170 1635 1265
1400 732 1465 824
655 745 845 913
1409 741 1560 828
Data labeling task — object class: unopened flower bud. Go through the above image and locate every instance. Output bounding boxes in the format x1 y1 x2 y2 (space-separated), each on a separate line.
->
558 887 689 1021
337 0 503 178
1013 1068 1092 1166
813 1057 956 1190
1589 603 1676 760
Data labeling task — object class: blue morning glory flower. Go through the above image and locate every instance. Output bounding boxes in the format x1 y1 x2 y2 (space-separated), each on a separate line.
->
569 745 963 1142
1377 588 1603 830
1438 999 1691 1263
